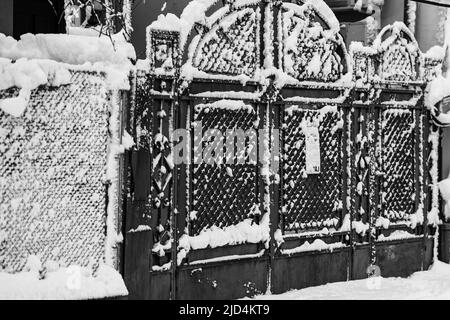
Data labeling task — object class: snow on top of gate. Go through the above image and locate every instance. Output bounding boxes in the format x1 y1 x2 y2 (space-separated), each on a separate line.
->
282 1 340 33
0 33 135 117
0 33 135 66
372 21 419 54
350 21 427 86
148 0 259 48
146 0 352 88
276 1 351 86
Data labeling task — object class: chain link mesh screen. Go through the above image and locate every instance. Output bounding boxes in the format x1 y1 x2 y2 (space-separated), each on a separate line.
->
191 102 259 236
380 109 416 222
282 107 343 232
0 71 110 272
192 9 258 77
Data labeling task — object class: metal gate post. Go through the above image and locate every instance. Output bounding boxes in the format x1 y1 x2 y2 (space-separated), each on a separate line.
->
123 72 154 299
267 99 281 294
342 105 352 280
367 104 378 270
422 107 431 265
170 96 178 300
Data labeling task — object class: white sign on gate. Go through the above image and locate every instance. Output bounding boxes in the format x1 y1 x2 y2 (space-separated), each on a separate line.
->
304 125 321 174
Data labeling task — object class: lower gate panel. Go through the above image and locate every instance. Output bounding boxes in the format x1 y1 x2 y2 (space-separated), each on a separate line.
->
352 238 434 280
176 257 269 300
271 248 351 295
149 271 171 300
145 239 434 299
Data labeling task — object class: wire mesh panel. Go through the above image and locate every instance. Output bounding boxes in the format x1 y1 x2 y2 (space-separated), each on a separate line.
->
192 7 259 77
190 101 260 236
381 46 415 82
281 105 344 233
380 109 416 223
0 71 110 272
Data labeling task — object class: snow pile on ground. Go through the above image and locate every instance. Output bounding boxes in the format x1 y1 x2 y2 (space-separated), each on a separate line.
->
0 256 128 300
252 261 450 300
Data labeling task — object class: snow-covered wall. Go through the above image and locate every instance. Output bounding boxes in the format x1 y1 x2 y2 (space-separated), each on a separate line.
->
0 33 133 299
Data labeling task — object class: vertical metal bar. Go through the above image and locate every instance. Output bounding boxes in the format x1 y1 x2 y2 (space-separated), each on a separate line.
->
117 90 127 275
374 106 381 240
414 108 421 235
268 100 281 294
123 73 153 299
346 104 355 279
350 104 360 279
367 104 377 268
422 106 431 267
189 99 195 237
342 104 352 279
170 94 178 300
258 101 270 293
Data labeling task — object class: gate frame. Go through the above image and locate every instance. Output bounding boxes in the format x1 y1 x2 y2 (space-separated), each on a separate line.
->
123 0 442 299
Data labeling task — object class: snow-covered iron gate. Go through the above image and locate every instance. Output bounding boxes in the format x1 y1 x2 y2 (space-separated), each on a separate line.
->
123 0 441 299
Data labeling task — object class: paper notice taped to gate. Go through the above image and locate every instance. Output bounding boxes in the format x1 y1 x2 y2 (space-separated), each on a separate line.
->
304 126 321 174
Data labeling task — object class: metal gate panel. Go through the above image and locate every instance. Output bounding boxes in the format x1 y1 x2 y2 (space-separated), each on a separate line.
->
190 101 260 235
348 106 371 243
279 2 347 82
380 108 416 223
124 0 443 299
192 8 260 77
281 105 344 233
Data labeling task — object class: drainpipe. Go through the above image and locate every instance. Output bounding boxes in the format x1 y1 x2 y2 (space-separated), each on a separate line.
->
438 8 450 263
404 0 417 33
415 0 446 51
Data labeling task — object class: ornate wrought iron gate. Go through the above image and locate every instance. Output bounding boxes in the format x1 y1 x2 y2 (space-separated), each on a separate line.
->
123 0 441 299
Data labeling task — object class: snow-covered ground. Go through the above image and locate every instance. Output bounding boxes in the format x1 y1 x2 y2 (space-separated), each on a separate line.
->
0 261 128 300
252 261 450 300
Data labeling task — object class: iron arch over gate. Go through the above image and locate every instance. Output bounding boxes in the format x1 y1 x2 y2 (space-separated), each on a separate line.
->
123 0 442 299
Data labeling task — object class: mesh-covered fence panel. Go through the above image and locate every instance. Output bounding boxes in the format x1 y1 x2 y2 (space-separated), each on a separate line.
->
281 5 345 82
0 71 110 272
381 109 416 222
190 102 259 236
381 46 415 82
192 8 258 77
282 106 343 232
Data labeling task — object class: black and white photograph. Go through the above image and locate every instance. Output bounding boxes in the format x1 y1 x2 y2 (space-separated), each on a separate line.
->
2 0 450 304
